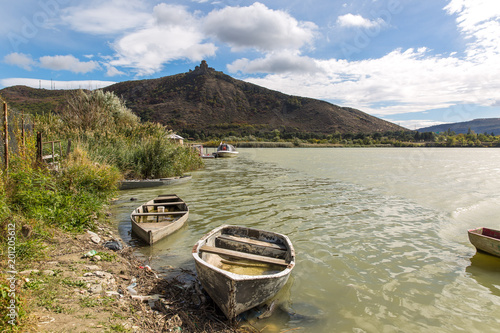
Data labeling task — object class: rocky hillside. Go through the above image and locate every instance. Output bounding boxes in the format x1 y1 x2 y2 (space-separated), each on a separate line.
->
1 61 406 136
104 61 405 136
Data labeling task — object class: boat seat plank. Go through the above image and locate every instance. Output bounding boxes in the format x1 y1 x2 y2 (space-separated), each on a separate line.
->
132 211 187 216
199 245 289 267
143 202 185 206
217 234 287 251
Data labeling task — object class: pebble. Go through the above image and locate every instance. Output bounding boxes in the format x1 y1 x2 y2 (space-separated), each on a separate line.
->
84 265 101 271
88 284 102 294
19 269 39 275
87 230 101 244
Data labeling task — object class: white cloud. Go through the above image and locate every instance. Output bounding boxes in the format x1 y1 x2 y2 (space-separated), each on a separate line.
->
444 0 500 61
110 4 216 76
39 55 100 74
60 0 151 35
3 53 36 70
228 52 321 74
337 13 385 28
204 2 317 52
243 46 500 117
105 65 125 77
0 78 115 90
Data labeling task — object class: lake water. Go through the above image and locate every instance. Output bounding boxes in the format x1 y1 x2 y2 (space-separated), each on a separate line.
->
112 148 500 332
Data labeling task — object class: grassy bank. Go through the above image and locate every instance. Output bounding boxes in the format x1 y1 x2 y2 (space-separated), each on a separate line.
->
0 90 205 331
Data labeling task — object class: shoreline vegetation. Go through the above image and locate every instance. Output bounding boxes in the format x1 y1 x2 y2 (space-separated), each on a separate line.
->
1 89 497 332
197 129 500 148
0 90 231 332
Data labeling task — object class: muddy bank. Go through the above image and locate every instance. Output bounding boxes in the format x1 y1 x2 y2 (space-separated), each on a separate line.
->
20 219 252 332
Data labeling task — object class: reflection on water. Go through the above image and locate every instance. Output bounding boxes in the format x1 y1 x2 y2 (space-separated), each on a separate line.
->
111 148 500 332
467 252 500 297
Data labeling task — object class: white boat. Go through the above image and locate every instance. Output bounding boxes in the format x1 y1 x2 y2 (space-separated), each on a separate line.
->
130 194 189 245
216 143 239 158
192 225 295 319
468 227 500 258
119 175 191 190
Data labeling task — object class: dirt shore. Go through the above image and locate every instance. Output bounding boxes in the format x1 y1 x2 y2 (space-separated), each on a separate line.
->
19 218 250 333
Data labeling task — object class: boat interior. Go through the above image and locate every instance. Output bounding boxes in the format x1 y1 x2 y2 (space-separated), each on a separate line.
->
132 195 188 223
475 227 500 239
199 229 293 275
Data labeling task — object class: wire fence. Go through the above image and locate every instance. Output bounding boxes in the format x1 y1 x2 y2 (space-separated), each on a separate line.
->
1 98 35 169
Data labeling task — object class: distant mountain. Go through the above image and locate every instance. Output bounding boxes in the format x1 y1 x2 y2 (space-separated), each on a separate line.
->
417 118 500 135
1 61 407 136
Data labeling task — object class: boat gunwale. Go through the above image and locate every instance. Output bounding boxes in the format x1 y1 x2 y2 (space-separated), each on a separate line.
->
468 227 500 241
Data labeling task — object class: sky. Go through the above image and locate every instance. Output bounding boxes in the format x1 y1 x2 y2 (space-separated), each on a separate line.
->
1 0 500 130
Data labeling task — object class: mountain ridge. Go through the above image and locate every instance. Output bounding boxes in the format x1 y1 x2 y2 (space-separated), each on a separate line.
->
417 118 500 135
1 61 407 137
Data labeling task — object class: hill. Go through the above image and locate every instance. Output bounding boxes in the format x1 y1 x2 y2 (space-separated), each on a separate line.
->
417 118 500 135
1 61 406 137
0 85 71 115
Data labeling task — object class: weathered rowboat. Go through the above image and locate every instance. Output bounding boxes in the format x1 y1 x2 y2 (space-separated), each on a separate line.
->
119 175 192 190
130 194 189 245
468 227 500 258
192 225 295 319
216 143 239 158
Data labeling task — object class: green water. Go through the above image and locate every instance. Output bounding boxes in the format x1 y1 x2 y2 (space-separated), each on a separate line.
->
113 148 500 332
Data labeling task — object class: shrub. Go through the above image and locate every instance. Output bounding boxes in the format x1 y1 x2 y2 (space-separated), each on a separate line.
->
7 146 120 232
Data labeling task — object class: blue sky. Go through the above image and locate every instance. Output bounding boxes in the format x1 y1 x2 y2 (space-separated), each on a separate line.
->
1 0 499 130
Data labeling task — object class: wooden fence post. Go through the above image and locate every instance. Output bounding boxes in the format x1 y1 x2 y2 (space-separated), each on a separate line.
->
3 102 8 170
21 114 25 150
37 132 43 163
66 139 72 157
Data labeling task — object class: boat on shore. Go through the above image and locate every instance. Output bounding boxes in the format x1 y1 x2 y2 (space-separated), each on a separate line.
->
192 225 295 319
130 194 189 245
468 227 500 258
119 175 192 190
216 143 239 158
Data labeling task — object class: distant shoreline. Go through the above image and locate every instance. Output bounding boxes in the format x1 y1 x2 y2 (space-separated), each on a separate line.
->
199 142 499 148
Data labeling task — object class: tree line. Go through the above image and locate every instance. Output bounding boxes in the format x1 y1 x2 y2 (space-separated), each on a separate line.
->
180 127 500 147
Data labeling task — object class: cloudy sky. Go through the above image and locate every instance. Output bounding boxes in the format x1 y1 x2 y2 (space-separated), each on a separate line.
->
1 0 499 129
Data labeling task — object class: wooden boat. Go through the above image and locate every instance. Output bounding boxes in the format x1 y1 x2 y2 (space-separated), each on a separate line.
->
119 175 192 190
192 225 295 319
468 227 500 258
130 194 189 245
216 143 239 158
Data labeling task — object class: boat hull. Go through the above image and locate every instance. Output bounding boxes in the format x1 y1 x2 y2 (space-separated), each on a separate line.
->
216 151 238 158
192 225 295 319
468 227 500 258
130 194 189 245
216 143 239 158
